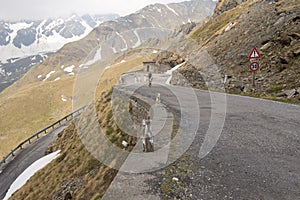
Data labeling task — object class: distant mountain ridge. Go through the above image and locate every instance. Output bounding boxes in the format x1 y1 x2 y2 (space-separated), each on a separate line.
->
0 14 118 92
33 0 216 75
0 14 119 63
0 0 217 92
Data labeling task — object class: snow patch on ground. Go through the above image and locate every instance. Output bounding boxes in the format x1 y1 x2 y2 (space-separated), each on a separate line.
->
132 30 142 48
3 151 61 200
116 32 128 52
85 46 102 66
165 62 185 84
156 7 162 13
166 62 185 75
225 22 237 32
54 77 61 81
114 60 126 66
153 50 158 54
0 19 93 63
5 35 10 43
78 46 102 68
61 95 68 102
10 57 21 64
0 68 5 76
165 4 179 16
43 71 55 81
64 65 75 73
37 75 42 79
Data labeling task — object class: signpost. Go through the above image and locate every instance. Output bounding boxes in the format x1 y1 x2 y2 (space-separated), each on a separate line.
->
250 62 259 86
248 47 261 59
248 47 261 87
250 62 259 72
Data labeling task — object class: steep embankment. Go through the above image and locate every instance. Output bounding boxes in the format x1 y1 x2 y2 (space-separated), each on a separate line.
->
0 0 215 158
159 0 300 102
8 86 138 199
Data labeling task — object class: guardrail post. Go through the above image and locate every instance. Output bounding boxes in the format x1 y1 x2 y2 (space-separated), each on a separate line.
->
1 106 86 166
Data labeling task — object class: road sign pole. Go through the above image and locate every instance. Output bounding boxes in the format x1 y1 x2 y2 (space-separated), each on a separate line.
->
252 71 255 87
248 47 261 89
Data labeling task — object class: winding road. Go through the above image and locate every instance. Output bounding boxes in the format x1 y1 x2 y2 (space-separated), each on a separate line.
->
104 73 300 199
0 72 299 199
0 125 68 200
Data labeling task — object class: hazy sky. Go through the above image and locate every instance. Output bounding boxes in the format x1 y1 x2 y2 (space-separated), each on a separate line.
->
0 0 193 21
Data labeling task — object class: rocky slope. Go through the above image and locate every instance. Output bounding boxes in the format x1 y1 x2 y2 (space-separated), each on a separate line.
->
157 0 300 102
0 0 217 198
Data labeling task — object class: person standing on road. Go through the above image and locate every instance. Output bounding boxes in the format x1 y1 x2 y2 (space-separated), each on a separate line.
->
148 72 153 87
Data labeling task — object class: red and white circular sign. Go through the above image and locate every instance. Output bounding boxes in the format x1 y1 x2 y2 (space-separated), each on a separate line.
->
250 62 259 72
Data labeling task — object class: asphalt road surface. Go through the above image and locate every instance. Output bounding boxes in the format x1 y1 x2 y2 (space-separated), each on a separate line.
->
1 72 299 199
105 74 300 199
0 125 68 200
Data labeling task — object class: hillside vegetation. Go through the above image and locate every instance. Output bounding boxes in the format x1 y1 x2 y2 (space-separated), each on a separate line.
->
0 0 216 158
8 58 142 198
0 51 145 157
3 0 299 198
160 0 300 102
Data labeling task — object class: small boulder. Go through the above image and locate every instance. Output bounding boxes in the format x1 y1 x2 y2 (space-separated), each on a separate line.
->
280 32 291 46
172 177 179 182
279 57 289 64
122 140 128 148
260 42 273 50
274 16 285 26
293 48 300 57
285 89 299 99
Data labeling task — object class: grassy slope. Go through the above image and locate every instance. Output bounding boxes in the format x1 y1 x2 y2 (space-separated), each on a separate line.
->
0 46 147 158
188 0 300 102
0 77 74 157
8 55 146 199
190 0 257 45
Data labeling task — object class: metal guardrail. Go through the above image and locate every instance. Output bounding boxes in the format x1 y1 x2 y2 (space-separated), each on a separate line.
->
0 106 86 166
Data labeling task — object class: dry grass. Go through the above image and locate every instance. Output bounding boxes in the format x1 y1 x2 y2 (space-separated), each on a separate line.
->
276 0 300 12
9 86 138 199
5 51 151 199
190 0 257 45
0 50 148 158
0 77 74 157
96 56 144 96
9 122 118 200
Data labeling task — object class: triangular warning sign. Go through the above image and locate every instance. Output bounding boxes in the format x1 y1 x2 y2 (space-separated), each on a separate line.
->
248 47 261 59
